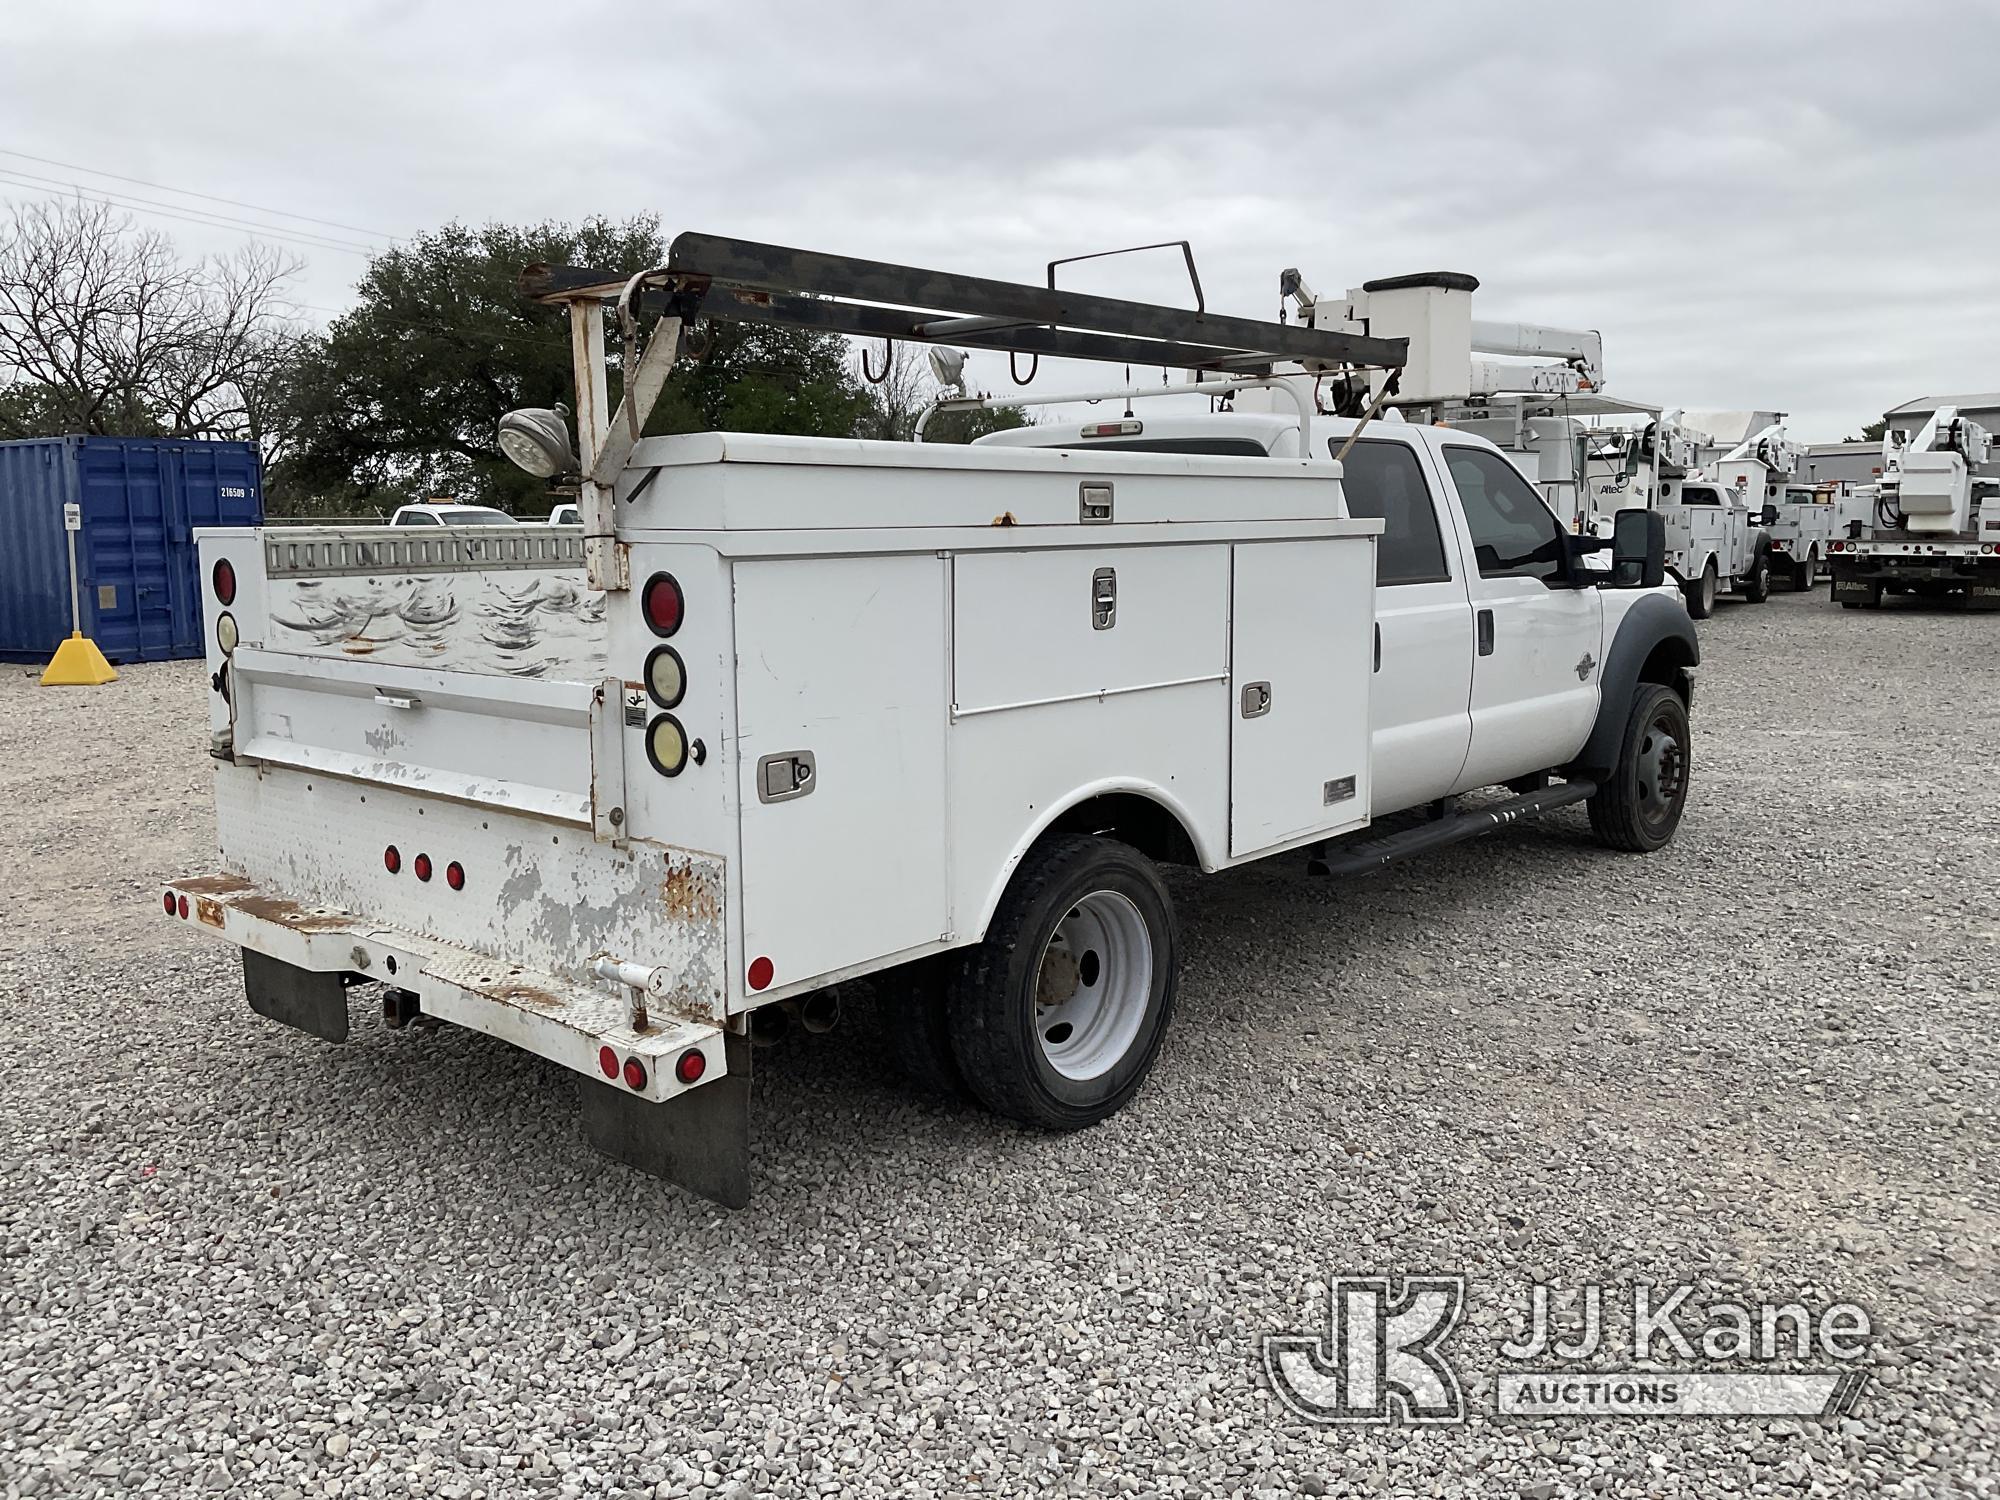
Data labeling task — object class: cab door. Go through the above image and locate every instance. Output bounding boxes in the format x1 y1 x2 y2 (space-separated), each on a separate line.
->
1433 442 1602 792
1334 436 1475 816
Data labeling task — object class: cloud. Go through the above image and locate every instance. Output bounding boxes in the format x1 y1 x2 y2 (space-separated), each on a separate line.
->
1 0 1995 437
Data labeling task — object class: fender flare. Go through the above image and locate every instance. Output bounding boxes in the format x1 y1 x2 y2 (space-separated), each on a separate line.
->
1563 592 1699 781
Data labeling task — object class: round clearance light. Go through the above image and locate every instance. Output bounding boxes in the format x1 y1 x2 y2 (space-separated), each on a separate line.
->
163 890 177 915
413 853 433 882
747 955 774 992
645 714 689 777
641 573 684 638
445 861 465 891
675 1048 707 1085
214 611 239 655
384 845 402 874
211 558 237 606
176 894 189 920
598 1045 619 1079
644 645 686 709
622 1057 648 1091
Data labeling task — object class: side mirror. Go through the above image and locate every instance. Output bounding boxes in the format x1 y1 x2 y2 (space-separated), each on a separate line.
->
1611 508 1665 589
1758 503 1780 527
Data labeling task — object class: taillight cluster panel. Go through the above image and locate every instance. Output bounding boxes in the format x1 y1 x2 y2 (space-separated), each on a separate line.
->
638 572 702 778
598 1043 708 1093
384 846 467 890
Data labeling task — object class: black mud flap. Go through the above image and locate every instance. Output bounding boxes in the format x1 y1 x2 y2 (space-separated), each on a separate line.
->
242 950 350 1042
578 1032 752 1208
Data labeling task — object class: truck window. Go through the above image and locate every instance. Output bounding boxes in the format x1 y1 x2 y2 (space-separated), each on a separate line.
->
1328 438 1450 585
1441 445 1568 586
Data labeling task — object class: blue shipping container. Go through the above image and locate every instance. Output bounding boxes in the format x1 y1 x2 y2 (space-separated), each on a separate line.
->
0 435 263 664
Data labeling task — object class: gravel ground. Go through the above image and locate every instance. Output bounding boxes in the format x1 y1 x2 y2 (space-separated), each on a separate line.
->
1 588 1996 1499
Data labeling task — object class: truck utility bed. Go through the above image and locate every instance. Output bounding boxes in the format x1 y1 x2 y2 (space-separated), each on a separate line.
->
176 433 1382 1200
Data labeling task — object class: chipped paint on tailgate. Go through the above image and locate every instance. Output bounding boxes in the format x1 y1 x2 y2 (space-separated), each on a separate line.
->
212 767 727 1020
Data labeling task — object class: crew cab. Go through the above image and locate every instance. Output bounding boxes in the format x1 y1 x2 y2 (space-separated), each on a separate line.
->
158 233 1698 1205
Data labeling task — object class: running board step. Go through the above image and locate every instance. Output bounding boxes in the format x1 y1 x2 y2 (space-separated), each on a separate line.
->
1308 780 1597 878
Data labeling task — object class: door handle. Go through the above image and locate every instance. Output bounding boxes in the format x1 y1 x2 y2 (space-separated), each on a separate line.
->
756 750 817 803
1373 621 1381 673
1476 609 1495 657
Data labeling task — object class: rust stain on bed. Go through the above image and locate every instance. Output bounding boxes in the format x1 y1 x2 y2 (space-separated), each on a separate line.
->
176 873 253 896
232 893 358 932
662 860 721 923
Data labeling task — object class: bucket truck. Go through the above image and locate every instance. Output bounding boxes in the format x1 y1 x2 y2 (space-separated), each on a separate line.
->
1709 421 1827 590
1273 271 1627 531
1828 407 2000 609
1575 411 1775 618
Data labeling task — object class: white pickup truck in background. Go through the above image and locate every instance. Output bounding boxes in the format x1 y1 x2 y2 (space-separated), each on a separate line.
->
164 236 1697 1205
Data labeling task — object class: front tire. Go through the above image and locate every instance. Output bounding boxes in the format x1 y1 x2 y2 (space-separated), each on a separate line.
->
1588 684 1691 853
1740 552 1771 603
947 835 1178 1130
1684 561 1718 619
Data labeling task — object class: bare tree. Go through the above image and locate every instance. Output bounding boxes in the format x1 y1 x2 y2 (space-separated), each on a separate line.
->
0 196 306 442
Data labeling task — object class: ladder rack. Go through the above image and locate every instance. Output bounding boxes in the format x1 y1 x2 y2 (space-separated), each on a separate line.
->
517 231 1412 593
520 231 1409 377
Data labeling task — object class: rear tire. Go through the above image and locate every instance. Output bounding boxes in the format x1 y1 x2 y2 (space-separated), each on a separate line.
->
946 835 1177 1130
876 955 964 1097
1684 561 1718 619
1588 684 1691 854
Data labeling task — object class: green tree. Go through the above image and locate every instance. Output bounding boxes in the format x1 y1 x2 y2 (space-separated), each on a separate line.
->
1844 419 1887 444
277 216 882 513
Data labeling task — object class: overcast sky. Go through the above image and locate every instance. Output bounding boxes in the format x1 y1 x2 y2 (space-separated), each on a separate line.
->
4 0 1996 441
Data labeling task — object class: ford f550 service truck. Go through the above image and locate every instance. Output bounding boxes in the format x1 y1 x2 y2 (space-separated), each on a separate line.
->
163 236 1696 1205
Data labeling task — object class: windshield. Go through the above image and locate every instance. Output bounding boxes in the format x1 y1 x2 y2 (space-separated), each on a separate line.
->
439 509 514 526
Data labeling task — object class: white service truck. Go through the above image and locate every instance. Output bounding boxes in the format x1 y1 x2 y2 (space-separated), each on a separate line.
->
1708 422 1825 591
163 237 1697 1205
1827 406 2000 609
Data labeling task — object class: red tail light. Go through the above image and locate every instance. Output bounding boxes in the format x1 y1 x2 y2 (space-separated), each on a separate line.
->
642 573 684 638
211 558 237 605
622 1057 647 1090
413 853 433 882
176 894 189 919
163 890 177 914
445 861 465 891
675 1048 707 1085
598 1046 619 1079
384 845 401 874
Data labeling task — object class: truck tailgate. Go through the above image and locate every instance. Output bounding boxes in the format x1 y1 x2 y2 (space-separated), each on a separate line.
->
229 646 603 826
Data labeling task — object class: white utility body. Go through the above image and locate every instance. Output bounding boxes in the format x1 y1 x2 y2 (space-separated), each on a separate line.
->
1829 406 2000 609
166 235 1698 1204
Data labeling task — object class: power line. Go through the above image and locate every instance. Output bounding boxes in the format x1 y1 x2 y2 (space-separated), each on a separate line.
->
0 170 378 258
0 145 394 240
0 164 376 254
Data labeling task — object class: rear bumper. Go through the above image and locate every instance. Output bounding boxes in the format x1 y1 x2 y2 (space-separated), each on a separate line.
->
162 873 728 1103
1829 554 2000 592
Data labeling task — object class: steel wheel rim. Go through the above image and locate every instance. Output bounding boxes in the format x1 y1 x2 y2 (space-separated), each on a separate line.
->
1033 891 1153 1081
1634 710 1687 829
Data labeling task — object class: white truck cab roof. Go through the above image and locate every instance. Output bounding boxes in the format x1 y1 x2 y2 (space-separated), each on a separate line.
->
974 411 1308 459
389 503 519 527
